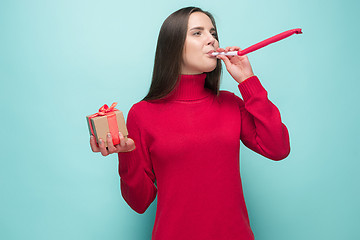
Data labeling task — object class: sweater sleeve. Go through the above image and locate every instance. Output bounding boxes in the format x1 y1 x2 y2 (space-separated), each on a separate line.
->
236 75 290 160
118 105 157 214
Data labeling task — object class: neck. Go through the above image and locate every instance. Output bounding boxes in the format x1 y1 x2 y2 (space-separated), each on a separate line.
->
163 73 211 101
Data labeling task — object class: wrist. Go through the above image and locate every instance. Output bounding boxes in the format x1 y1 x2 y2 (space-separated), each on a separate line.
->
236 74 255 84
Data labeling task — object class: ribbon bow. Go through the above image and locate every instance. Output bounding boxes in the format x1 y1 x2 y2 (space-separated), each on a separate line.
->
91 102 118 118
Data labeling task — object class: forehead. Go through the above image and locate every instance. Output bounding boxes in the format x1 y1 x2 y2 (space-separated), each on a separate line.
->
187 12 214 29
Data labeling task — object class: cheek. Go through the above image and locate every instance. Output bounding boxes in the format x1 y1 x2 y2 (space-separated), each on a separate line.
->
183 42 199 62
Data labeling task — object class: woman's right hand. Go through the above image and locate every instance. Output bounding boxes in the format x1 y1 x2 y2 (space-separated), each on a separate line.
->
90 132 136 156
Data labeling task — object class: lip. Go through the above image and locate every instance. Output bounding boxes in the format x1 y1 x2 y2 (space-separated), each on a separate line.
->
206 50 216 57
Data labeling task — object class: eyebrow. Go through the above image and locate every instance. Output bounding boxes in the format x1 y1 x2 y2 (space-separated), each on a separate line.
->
189 26 216 32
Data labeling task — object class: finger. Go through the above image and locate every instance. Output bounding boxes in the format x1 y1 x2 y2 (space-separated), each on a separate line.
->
119 132 126 147
106 133 117 153
114 143 123 152
98 138 109 156
90 135 100 152
217 54 229 60
216 54 224 61
125 138 136 152
217 54 231 69
114 136 135 152
229 46 242 51
216 47 226 52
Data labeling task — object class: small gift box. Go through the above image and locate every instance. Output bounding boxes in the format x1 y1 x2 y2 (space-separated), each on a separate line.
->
86 102 128 148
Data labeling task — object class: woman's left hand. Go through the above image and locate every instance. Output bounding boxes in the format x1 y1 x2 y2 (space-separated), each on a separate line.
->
216 46 255 84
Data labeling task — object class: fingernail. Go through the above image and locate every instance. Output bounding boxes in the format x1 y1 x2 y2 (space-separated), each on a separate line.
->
99 139 103 144
107 133 111 138
119 131 122 137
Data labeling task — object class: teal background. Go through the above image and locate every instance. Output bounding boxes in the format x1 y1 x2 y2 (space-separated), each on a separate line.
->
1 0 359 239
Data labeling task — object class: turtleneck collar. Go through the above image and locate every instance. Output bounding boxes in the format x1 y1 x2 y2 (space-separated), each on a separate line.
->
162 73 212 101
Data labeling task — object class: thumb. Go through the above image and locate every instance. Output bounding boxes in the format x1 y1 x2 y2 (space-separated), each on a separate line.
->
217 55 231 70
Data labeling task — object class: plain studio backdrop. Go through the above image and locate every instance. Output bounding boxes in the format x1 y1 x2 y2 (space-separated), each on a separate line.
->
0 0 359 239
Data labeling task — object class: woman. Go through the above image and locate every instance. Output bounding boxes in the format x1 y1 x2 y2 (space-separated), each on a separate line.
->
90 6 290 240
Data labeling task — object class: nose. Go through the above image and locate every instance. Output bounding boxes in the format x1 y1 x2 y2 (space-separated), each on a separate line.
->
206 33 216 46
207 38 215 46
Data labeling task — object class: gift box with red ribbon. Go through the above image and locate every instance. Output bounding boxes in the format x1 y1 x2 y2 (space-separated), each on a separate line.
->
86 102 128 148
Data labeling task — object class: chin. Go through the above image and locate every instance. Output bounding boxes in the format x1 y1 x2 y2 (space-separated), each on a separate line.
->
203 64 217 73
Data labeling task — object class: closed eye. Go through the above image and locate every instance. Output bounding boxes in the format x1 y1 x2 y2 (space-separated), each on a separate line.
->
192 31 217 38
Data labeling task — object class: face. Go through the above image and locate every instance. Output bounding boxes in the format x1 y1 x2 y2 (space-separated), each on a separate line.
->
181 12 219 75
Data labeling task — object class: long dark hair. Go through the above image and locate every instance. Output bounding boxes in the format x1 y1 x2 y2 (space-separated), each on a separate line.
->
142 7 222 102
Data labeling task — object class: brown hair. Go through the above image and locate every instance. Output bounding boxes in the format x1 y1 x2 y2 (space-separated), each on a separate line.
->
142 6 222 101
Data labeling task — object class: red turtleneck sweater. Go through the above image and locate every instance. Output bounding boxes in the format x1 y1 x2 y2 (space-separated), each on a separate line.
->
118 73 290 240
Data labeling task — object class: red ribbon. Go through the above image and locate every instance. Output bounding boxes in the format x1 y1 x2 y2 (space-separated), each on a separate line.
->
88 102 120 146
